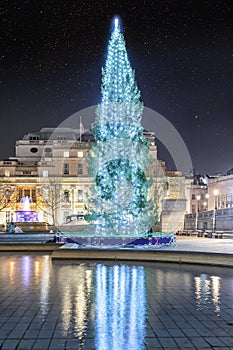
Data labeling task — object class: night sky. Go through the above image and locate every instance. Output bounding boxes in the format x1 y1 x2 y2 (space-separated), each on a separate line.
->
1 0 232 175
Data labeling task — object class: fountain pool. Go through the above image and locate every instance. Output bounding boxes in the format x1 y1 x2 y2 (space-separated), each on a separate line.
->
0 254 232 350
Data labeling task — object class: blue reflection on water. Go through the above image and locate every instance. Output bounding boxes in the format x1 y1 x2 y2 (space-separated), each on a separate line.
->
95 264 146 350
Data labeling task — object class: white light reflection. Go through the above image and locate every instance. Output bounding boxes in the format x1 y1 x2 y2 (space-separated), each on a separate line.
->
39 256 51 317
22 256 31 288
194 274 221 314
211 276 221 313
58 265 93 341
95 264 146 350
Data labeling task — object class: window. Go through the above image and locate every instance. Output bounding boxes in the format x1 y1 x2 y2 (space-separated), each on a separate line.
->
63 211 70 223
30 147 38 153
32 190 36 203
78 190 83 203
44 148 52 157
63 151 69 158
5 170 10 177
18 189 23 202
24 189 30 198
63 163 69 175
6 211 11 222
29 136 39 140
64 190 70 203
77 151 83 158
78 163 83 175
192 194 195 200
43 170 48 177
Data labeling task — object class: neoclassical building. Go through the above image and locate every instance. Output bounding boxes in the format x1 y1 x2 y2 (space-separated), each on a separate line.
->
0 127 187 231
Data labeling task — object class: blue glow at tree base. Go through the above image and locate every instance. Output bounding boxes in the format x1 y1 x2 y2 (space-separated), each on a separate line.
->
85 18 158 236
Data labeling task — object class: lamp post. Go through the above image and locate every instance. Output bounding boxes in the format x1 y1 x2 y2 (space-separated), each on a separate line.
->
5 189 10 204
196 194 201 230
205 193 209 209
214 189 218 210
196 194 201 212
213 189 219 231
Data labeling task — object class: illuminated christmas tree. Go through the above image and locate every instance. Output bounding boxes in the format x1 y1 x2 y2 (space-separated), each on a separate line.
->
86 18 157 236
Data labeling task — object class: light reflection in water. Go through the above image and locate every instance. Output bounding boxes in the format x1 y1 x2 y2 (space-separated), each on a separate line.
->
194 274 221 314
9 261 15 283
22 256 31 288
39 256 51 317
95 264 146 350
7 256 52 318
58 265 93 340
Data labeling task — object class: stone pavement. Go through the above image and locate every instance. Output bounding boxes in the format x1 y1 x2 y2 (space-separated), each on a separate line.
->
171 236 233 254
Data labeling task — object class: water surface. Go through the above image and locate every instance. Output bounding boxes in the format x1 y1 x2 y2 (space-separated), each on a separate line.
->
0 253 233 349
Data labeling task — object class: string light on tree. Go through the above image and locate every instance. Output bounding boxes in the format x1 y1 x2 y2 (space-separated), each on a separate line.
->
85 17 157 236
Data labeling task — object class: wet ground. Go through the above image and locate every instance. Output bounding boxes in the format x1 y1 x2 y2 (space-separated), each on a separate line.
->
0 253 233 349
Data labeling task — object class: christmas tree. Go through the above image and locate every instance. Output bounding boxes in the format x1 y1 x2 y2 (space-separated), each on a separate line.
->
85 18 157 236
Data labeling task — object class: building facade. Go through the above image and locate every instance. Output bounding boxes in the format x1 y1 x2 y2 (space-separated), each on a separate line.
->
0 127 187 232
184 174 233 232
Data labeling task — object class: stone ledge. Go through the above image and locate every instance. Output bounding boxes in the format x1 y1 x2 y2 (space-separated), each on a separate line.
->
51 248 233 267
0 243 62 251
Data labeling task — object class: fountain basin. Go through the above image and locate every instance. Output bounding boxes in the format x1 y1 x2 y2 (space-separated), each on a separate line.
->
15 210 39 222
14 221 50 232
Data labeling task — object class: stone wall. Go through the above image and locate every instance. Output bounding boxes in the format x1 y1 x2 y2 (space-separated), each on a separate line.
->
160 199 187 232
184 208 233 232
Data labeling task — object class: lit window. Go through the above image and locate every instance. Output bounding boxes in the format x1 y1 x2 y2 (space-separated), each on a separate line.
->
64 151 69 158
5 170 10 177
77 151 83 158
64 190 70 203
78 190 83 203
43 170 48 177
32 190 36 202
24 189 30 197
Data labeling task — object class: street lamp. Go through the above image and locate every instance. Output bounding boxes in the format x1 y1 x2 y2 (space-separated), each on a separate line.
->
196 194 201 212
203 201 207 211
213 189 219 231
214 189 219 210
5 189 10 204
195 194 201 230
204 193 209 211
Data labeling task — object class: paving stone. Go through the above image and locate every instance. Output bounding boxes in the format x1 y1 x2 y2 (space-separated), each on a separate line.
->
1 339 19 350
204 336 227 347
173 337 196 348
18 338 36 350
221 337 233 346
65 338 81 349
32 338 50 349
159 337 177 347
168 328 185 337
179 327 200 337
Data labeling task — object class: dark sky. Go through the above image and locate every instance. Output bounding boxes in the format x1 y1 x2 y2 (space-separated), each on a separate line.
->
0 0 232 174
